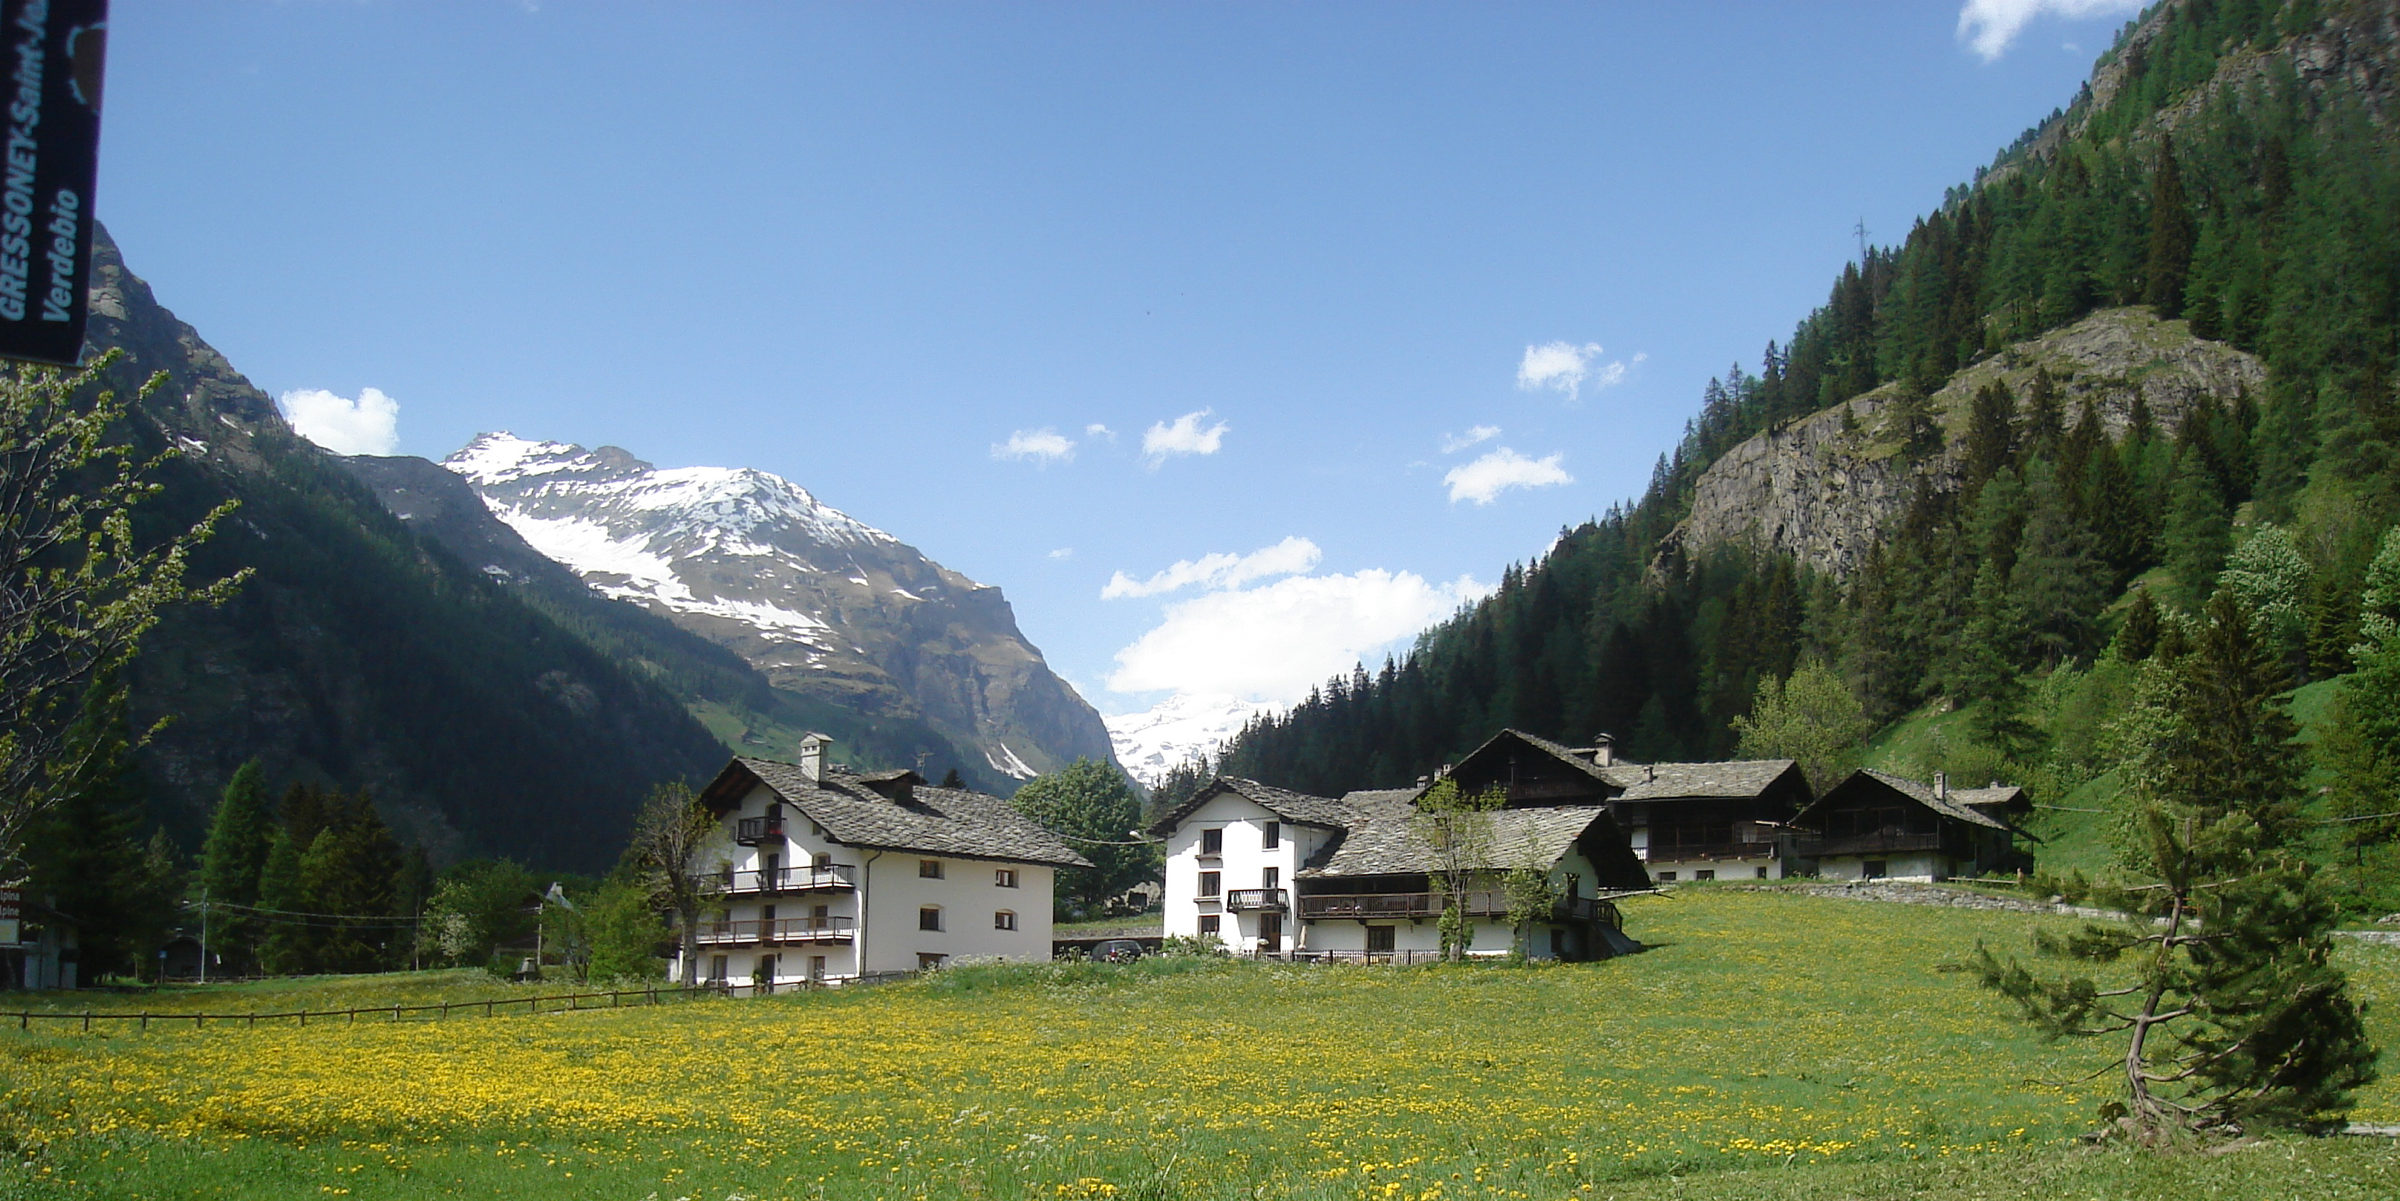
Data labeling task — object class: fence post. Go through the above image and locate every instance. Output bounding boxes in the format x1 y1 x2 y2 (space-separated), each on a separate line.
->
140 1014 148 1031
82 1012 90 1032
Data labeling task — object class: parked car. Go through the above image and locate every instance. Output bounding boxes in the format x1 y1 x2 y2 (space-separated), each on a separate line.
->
1092 939 1146 963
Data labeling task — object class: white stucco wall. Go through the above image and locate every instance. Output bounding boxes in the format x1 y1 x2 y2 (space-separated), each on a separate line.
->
1647 857 1780 882
670 780 1061 984
1161 792 1330 949
1816 852 1951 883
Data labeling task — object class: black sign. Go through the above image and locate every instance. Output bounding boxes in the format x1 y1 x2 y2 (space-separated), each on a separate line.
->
0 0 103 367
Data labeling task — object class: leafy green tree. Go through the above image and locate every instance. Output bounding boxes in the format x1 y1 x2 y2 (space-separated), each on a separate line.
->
2218 524 2312 679
1410 779 1502 962
1729 659 1870 795
583 878 669 982
628 781 723 987
1979 592 2375 1139
0 356 245 885
1012 759 1154 918
2352 525 2400 652
416 859 540 969
20 684 181 981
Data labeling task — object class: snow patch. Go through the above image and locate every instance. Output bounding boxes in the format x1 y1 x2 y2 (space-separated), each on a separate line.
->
984 742 1040 780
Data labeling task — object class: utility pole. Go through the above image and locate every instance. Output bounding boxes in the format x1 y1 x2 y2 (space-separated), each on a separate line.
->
1854 218 1871 264
197 886 208 984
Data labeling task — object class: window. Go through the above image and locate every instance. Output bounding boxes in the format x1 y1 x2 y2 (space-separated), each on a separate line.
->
994 910 1017 931
1694 869 1715 881
995 868 1018 888
1656 871 1677 882
707 954 728 982
1263 821 1280 849
919 906 943 932
812 851 831 869
1755 866 1769 880
810 903 830 929
1863 860 1888 880
1366 925 1396 953
919 858 944 879
1198 871 1221 898
917 953 946 971
1198 915 1220 935
807 955 825 982
1262 867 1279 889
1199 827 1223 856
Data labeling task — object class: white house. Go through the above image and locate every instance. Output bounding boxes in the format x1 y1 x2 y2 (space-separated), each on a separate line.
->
1151 768 1652 963
671 736 1091 989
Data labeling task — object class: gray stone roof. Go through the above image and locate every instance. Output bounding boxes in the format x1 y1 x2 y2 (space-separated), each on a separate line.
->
1819 769 2014 832
1599 759 1801 801
1146 776 1355 836
1304 801 1617 879
1468 729 1799 803
729 757 1093 868
1953 784 2028 812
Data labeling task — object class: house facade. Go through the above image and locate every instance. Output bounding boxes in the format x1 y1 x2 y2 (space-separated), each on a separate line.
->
672 736 1090 988
1153 734 1657 962
1790 769 2028 882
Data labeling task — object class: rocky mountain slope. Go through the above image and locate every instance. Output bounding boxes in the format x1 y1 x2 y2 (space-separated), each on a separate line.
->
435 434 1117 783
1666 308 2265 578
82 229 731 869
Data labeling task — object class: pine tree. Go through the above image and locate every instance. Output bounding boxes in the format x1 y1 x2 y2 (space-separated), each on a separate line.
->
197 760 274 971
1961 381 2018 491
1977 592 2376 1139
254 827 308 974
2142 145 2197 317
2162 466 2232 609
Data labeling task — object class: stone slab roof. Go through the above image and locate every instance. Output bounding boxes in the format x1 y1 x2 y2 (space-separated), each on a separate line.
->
724 757 1093 868
1806 768 2013 832
1303 802 1616 879
1145 776 1355 836
1473 730 1798 802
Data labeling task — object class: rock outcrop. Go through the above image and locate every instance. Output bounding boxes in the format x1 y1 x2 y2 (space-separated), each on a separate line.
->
1665 308 2265 579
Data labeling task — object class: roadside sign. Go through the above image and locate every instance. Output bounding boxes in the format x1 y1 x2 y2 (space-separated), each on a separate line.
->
0 0 106 366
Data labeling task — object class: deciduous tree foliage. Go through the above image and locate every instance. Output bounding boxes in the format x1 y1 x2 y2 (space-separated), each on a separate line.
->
1011 759 1153 917
0 356 244 884
1728 660 1870 794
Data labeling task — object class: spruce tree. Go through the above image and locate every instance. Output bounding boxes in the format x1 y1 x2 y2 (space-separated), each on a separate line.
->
1977 591 2376 1138
197 760 274 970
2142 145 2197 317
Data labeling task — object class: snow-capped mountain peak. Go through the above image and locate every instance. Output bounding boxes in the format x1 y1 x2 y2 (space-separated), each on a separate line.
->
1106 692 1276 787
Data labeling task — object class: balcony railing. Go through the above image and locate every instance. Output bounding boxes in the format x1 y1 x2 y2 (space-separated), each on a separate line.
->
1640 840 1778 863
1226 888 1288 912
1790 831 1951 857
700 864 858 895
734 816 784 846
691 916 855 946
1298 889 1507 920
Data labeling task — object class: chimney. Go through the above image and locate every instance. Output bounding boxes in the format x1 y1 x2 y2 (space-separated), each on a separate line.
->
1934 771 1948 801
1436 763 1453 780
798 732 829 785
1592 733 1615 768
1644 763 1656 784
1415 774 1431 788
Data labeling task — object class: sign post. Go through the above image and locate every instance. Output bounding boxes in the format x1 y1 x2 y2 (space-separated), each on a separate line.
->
0 0 105 366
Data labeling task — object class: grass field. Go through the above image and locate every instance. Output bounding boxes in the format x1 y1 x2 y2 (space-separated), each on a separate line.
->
6 890 2396 1200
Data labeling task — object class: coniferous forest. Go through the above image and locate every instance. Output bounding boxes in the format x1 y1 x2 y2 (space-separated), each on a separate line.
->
1202 0 2400 907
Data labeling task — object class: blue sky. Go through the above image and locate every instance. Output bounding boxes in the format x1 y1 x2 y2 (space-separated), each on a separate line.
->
99 0 2146 719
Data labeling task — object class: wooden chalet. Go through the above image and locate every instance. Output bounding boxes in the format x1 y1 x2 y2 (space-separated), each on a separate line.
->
1790 769 2031 882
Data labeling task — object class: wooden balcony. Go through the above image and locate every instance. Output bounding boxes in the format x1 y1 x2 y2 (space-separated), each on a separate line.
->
1226 888 1288 912
700 864 858 896
1640 840 1778 862
1298 889 1507 920
1791 830 1950 857
691 916 854 946
734 816 784 846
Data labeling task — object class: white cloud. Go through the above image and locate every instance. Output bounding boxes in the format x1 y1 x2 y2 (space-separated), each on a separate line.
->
1084 423 1116 440
1515 341 1636 401
1142 409 1229 464
1957 0 2142 61
280 387 400 456
992 428 1076 464
1440 424 1501 454
1048 547 1075 560
1444 447 1573 505
1107 569 1489 704
1101 536 1322 600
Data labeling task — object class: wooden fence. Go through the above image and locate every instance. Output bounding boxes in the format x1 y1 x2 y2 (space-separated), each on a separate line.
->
1 984 719 1032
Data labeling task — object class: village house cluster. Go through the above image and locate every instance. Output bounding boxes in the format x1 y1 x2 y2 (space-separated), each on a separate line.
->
667 728 2034 983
